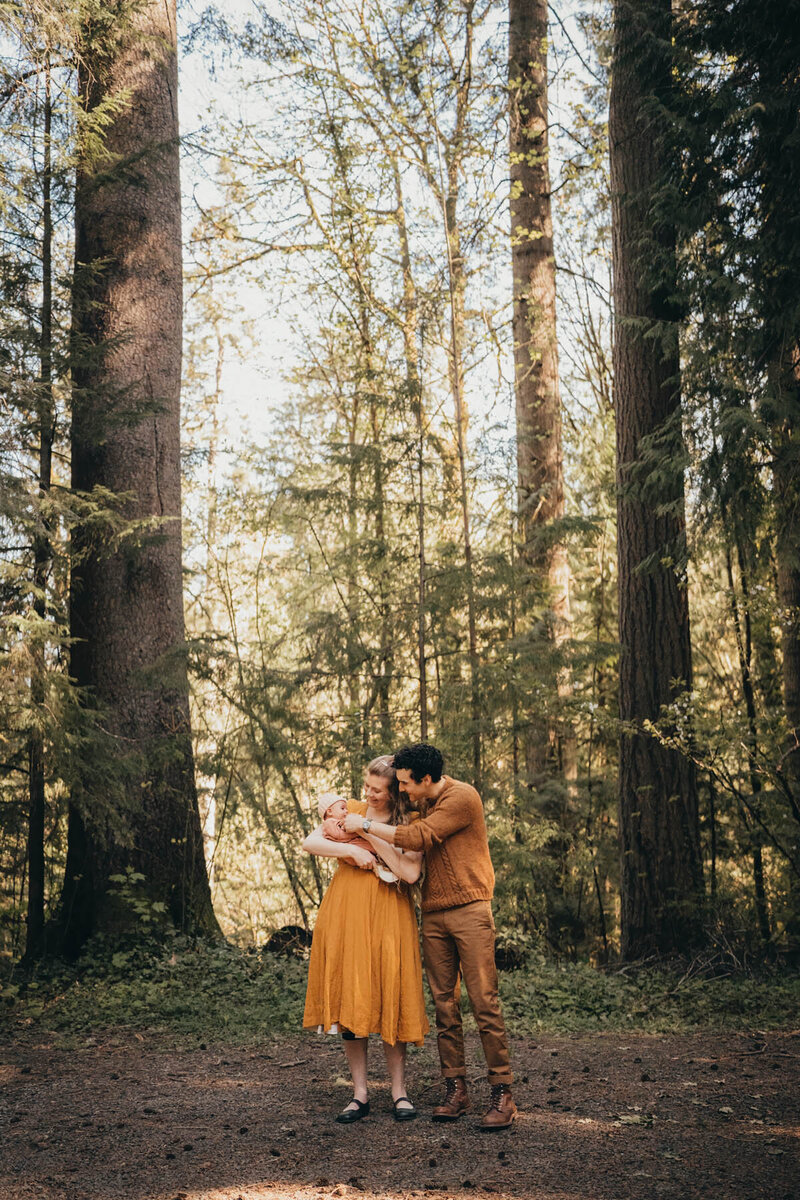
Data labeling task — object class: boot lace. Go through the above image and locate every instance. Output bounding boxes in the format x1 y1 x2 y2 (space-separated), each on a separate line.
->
444 1077 458 1100
490 1083 509 1110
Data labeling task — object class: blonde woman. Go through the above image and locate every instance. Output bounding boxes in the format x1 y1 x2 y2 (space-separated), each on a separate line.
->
302 755 428 1122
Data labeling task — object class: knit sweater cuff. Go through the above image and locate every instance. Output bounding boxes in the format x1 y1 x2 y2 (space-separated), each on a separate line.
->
393 824 419 851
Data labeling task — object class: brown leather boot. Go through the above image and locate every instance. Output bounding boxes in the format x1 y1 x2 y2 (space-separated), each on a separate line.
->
432 1076 471 1121
479 1083 517 1130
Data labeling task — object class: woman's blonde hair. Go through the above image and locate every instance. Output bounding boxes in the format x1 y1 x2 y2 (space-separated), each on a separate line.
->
366 754 410 825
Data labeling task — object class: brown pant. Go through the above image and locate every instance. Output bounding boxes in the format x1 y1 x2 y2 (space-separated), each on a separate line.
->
422 900 512 1085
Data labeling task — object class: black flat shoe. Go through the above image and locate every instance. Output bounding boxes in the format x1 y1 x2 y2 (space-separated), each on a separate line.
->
392 1096 418 1122
335 1098 370 1124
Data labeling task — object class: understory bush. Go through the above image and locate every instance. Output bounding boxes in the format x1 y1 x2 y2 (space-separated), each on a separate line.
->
3 940 799 1046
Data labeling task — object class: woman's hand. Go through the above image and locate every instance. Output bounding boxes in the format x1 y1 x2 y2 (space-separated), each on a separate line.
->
340 814 422 883
302 827 373 865
364 835 423 884
340 845 377 870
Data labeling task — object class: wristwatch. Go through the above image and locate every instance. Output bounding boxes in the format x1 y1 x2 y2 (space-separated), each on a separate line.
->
362 818 372 833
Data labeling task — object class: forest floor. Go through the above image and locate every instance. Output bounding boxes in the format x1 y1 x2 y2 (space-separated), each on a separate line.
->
2 1027 799 1200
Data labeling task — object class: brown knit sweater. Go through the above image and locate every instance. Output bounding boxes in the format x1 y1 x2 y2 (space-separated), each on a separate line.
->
393 776 495 912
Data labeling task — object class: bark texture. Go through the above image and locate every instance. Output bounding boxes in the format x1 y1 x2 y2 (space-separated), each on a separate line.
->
509 0 571 779
609 0 703 957
55 0 217 954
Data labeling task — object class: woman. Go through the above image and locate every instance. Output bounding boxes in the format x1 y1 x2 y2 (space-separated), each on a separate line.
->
302 755 429 1122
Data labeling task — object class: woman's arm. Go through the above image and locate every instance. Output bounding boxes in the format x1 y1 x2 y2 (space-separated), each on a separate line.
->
362 835 423 884
302 826 376 869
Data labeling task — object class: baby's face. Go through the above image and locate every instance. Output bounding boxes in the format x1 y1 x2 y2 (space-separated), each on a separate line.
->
325 798 347 821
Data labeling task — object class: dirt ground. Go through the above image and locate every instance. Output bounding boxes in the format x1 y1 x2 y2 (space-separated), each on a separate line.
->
1 1029 798 1200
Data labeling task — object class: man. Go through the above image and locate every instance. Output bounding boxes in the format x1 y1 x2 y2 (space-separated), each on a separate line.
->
344 742 516 1130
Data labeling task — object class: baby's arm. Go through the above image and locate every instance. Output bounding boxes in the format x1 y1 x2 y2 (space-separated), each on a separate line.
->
322 822 378 857
342 834 377 854
321 817 377 856
321 816 348 841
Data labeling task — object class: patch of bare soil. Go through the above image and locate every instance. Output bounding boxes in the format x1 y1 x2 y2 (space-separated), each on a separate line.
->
1 1030 798 1200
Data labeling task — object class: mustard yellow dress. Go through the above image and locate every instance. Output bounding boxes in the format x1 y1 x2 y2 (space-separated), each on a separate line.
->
303 800 429 1046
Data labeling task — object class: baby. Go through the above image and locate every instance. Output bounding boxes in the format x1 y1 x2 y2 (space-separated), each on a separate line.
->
318 792 398 885
319 793 373 851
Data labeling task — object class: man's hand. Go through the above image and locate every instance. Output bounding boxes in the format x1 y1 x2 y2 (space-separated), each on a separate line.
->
341 845 376 870
343 813 396 845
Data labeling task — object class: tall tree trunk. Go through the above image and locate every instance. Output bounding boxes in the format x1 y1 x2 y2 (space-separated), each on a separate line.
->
392 161 429 739
772 349 800 933
415 380 429 742
345 401 362 783
326 118 391 763
509 0 572 781
198 322 224 885
205 323 223 576
369 392 393 745
54 0 218 955
609 0 703 958
25 58 53 962
437 136 481 788
707 773 717 904
509 0 577 949
752 25 800 935
722 521 771 942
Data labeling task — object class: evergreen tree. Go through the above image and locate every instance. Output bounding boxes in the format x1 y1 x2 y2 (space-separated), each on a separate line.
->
676 0 800 938
0 0 84 959
53 0 218 953
609 0 703 957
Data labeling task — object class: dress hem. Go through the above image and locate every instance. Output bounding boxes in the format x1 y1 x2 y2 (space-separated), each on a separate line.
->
303 1020 427 1048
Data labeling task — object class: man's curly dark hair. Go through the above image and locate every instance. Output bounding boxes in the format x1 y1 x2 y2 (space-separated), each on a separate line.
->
392 742 444 783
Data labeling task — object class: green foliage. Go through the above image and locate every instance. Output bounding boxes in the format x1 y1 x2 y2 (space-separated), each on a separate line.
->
2 939 309 1044
3 946 798 1046
500 958 800 1035
0 5 83 960
108 868 169 926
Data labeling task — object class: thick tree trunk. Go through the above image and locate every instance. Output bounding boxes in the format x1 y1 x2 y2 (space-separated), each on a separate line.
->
609 0 703 958
54 0 218 955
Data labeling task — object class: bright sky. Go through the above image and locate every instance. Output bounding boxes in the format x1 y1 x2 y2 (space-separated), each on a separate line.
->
175 0 593 457
177 1 281 445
